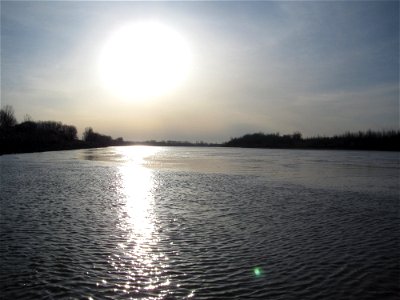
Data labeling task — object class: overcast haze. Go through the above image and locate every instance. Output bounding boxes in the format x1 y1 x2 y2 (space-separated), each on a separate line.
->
1 1 399 142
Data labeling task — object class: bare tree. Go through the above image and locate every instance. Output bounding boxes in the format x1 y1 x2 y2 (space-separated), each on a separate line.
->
0 105 17 128
23 114 33 122
82 127 94 141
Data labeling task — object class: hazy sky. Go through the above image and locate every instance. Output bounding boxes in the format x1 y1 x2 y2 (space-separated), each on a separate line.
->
1 1 399 142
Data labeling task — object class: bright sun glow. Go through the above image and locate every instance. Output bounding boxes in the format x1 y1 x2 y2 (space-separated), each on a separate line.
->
99 21 192 100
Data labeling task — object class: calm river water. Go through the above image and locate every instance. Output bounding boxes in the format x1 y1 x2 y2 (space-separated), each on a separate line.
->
1 146 399 299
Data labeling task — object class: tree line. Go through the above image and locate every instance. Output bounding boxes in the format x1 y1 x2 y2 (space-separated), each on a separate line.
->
223 131 400 151
1 105 399 154
0 105 125 155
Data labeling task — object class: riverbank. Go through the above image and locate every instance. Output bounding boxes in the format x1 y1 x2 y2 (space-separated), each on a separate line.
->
0 121 129 155
223 131 400 152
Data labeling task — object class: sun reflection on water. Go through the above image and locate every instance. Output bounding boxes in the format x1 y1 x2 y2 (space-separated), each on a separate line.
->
109 146 172 298
119 162 155 237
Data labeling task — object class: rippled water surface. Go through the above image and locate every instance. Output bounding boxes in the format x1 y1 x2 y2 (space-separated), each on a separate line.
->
1 146 399 299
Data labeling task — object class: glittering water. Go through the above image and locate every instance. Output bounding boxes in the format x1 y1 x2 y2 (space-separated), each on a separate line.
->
1 146 399 299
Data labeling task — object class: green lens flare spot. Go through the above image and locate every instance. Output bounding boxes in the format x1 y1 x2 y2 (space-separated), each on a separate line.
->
253 267 262 277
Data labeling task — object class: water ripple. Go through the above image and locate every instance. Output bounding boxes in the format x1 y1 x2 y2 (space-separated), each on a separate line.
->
1 147 399 299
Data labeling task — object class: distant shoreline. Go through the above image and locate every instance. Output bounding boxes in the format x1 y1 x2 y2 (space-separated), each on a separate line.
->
1 106 398 155
222 131 400 152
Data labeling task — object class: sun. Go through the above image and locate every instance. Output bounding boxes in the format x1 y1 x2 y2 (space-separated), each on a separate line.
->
98 21 192 100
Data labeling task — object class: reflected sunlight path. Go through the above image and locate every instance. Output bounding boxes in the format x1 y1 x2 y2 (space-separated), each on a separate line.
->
111 146 172 298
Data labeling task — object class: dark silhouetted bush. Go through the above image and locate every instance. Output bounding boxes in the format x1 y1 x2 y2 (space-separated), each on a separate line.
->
82 127 113 147
0 106 126 155
0 105 17 128
224 130 400 151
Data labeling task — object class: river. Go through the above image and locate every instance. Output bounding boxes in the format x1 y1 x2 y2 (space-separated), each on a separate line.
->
1 146 399 299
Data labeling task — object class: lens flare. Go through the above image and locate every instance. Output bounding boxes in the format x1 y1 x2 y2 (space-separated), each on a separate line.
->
253 267 262 277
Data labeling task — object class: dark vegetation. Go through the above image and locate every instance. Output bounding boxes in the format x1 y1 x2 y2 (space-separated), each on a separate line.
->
82 127 125 147
1 105 398 154
223 131 400 151
0 106 126 155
